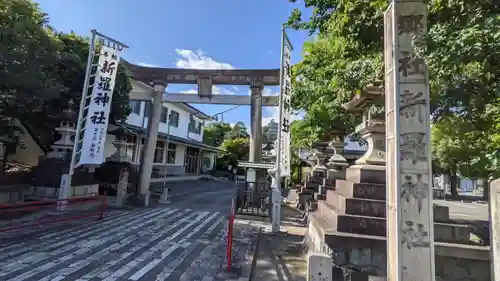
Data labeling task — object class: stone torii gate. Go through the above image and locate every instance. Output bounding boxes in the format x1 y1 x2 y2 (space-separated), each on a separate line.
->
124 63 280 205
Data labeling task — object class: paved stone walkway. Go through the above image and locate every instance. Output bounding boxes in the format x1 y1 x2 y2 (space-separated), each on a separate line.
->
0 205 258 281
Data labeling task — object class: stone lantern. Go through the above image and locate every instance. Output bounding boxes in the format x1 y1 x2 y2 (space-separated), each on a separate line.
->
107 126 134 163
310 141 329 179
31 100 98 199
342 81 385 183
326 133 349 182
46 100 77 160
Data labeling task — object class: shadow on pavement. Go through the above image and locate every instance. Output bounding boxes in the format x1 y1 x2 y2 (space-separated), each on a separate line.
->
249 205 307 281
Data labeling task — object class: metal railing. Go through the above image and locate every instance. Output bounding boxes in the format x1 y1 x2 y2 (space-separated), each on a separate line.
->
0 193 107 233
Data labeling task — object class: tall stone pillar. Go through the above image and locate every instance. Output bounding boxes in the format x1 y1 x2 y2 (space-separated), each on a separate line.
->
249 82 263 162
138 82 166 206
385 1 435 281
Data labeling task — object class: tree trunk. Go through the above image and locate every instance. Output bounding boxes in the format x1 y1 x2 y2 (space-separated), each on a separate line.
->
450 172 459 199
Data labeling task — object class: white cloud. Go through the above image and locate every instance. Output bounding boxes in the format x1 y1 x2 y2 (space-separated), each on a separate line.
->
246 88 279 96
180 86 236 95
175 49 235 69
263 88 278 96
180 89 198 94
137 62 159 67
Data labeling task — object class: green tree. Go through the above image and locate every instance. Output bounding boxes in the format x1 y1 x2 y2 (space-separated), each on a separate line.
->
0 0 61 148
287 0 500 200
216 137 250 169
229 121 249 139
203 122 232 146
0 0 132 169
22 31 132 150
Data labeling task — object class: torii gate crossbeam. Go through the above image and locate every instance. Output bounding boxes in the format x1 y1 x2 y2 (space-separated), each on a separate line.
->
125 64 281 206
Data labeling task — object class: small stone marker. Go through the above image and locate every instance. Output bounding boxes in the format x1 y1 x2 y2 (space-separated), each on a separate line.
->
307 252 332 281
57 174 70 211
116 168 129 206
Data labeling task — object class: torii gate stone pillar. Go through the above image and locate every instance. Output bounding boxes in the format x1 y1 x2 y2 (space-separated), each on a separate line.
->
249 82 263 163
138 82 166 206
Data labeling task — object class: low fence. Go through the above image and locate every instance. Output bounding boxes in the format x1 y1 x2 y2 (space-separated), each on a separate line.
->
0 193 107 233
235 181 270 217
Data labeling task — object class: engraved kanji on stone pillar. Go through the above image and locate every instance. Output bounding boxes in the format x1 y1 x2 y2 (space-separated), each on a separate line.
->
385 1 435 281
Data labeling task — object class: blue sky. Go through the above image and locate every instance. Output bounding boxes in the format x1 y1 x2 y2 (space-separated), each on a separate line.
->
35 0 311 128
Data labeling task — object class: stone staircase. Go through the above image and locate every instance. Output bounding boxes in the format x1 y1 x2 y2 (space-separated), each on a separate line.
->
304 166 490 280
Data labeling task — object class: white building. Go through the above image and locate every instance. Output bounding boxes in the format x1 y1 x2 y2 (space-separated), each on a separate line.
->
264 119 279 144
6 79 221 184
106 79 220 181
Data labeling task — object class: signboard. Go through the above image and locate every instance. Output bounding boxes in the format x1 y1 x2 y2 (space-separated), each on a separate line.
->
78 46 122 165
278 29 293 177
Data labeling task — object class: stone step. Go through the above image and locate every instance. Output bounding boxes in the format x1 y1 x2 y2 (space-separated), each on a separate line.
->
306 175 324 184
304 182 320 190
325 191 450 221
307 213 491 279
318 185 333 194
318 185 334 194
299 187 315 194
317 201 386 236
323 177 337 187
315 193 326 201
335 180 385 201
315 201 470 244
325 190 386 218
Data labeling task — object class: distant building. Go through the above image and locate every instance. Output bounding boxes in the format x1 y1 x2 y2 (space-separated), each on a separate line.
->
263 119 278 144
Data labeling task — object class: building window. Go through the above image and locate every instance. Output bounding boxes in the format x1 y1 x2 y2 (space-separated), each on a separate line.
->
169 110 179 127
188 114 203 135
166 143 176 164
130 101 141 115
153 141 165 163
160 107 168 123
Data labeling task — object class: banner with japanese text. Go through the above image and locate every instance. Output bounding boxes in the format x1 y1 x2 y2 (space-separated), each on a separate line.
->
278 29 293 177
78 46 121 165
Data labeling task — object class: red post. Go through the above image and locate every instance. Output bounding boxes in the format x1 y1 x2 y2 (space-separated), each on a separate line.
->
227 199 236 272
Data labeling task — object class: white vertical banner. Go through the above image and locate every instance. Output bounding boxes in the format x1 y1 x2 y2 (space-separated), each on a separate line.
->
78 46 122 165
278 28 293 177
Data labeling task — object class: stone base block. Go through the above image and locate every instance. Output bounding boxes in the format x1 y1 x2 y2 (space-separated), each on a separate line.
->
345 165 385 184
434 204 451 221
335 180 385 201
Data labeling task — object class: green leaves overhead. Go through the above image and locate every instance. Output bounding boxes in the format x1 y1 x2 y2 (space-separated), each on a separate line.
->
0 0 132 152
287 0 500 194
